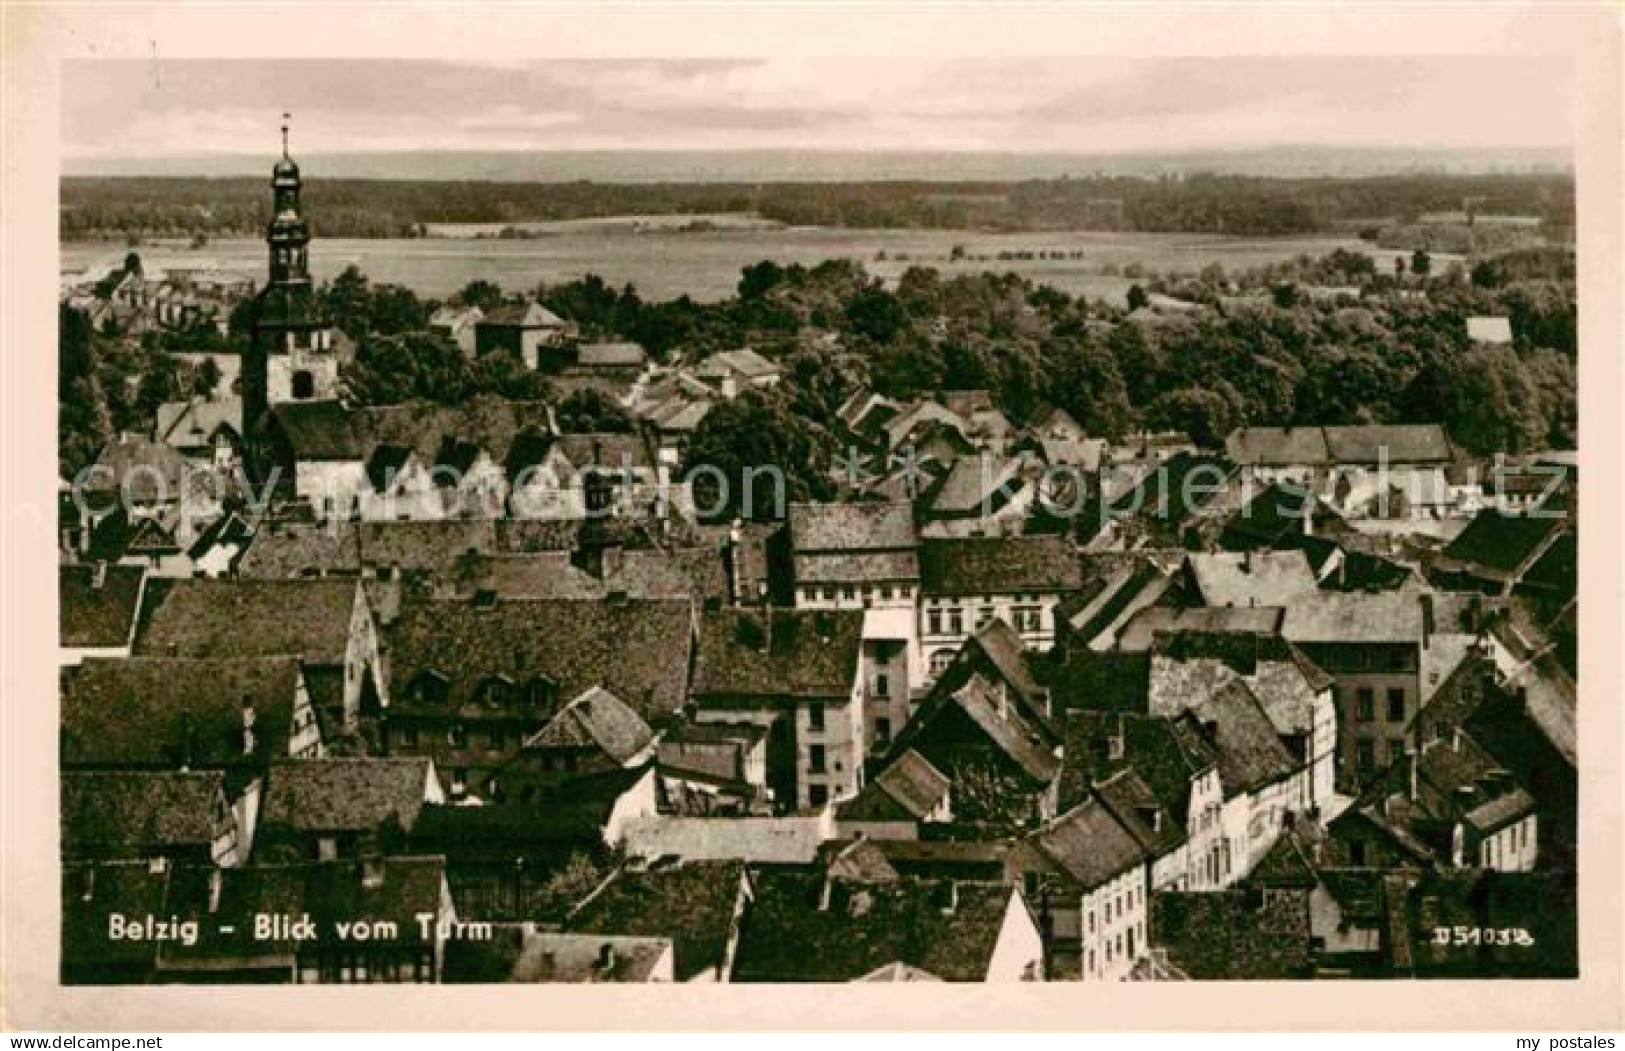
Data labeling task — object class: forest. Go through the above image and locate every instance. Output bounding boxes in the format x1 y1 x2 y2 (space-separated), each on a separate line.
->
60 172 1575 241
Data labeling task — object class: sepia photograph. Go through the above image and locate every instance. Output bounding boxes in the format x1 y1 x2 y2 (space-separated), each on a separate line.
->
3 0 1622 1036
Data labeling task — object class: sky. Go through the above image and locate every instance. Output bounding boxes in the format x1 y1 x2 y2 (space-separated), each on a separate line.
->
62 56 1576 162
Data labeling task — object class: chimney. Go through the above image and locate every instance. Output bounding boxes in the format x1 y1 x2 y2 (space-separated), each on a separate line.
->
939 880 959 915
818 875 834 912
241 697 257 757
208 867 224 914
361 853 386 890
597 942 618 974
1452 727 1462 753
1409 753 1420 803
80 865 97 902
92 560 108 590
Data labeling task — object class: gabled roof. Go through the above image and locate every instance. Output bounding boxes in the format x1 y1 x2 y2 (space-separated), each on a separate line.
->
564 860 747 981
522 687 654 765
61 656 303 769
1179 679 1301 797
696 347 779 380
936 674 1060 783
1022 796 1147 890
1441 511 1565 575
789 500 917 552
919 535 1082 596
155 397 243 450
874 749 952 820
60 563 147 649
236 519 363 579
923 455 1026 517
61 771 226 854
136 578 361 666
692 607 862 700
480 301 565 328
1187 549 1319 609
1116 606 1285 653
1061 708 1215 828
732 872 1022 982
388 596 693 721
464 546 727 603
260 758 433 835
1224 425 1454 467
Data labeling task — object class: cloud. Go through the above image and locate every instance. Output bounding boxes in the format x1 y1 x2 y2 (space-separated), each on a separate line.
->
61 55 1575 158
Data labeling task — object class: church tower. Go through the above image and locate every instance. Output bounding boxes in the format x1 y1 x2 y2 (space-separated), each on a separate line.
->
242 117 341 433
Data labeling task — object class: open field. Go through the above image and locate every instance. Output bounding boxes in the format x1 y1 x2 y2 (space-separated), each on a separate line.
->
62 225 1428 305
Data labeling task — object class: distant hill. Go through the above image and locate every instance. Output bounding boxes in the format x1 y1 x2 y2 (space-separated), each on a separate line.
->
63 146 1572 184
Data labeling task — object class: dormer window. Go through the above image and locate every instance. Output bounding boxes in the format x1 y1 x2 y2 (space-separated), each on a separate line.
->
478 676 512 708
526 676 558 711
410 671 449 705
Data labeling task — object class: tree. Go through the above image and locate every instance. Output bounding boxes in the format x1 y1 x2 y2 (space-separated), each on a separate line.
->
844 286 909 343
1126 284 1150 312
123 251 143 277
193 357 222 399
344 331 473 406
681 390 833 521
1147 387 1233 447
738 260 786 301
556 388 634 433
457 279 505 311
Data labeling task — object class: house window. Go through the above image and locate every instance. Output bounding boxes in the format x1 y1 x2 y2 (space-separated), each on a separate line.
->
808 785 828 808
1386 688 1407 722
1350 841 1368 866
809 745 826 773
947 609 964 635
1356 739 1375 773
807 702 825 732
879 585 893 600
875 717 891 746
874 674 890 698
842 586 856 601
929 649 955 676
823 587 837 601
291 370 316 400
400 727 419 749
1356 688 1375 722
927 609 944 635
448 724 468 748
976 607 995 629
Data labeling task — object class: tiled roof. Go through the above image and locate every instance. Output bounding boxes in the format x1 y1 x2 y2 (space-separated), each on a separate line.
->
60 563 147 649
523 687 654 765
692 607 862 700
61 656 302 769
697 347 779 380
1225 427 1331 467
1023 796 1147 889
1281 587 1473 645
1467 316 1514 344
1325 424 1454 465
924 456 1026 516
942 674 1060 783
919 535 1082 596
155 397 242 449
480 301 565 328
1442 511 1564 575
789 501 917 552
793 550 920 587
565 860 746 981
576 342 648 368
1060 709 1214 827
1183 679 1301 796
236 519 362 579
260 758 433 835
1116 606 1285 652
388 597 693 721
61 771 225 854
874 749 951 820
136 578 360 666
731 872 1020 982
269 400 365 460
465 547 727 603
1093 767 1186 858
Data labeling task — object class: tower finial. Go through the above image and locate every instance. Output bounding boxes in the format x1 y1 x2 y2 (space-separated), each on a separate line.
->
281 112 291 159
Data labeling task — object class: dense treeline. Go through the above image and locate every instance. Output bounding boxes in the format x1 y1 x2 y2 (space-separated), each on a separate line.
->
61 172 1575 240
59 245 1577 508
